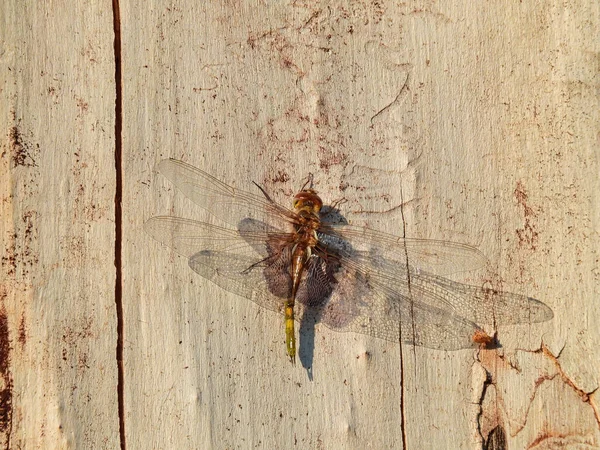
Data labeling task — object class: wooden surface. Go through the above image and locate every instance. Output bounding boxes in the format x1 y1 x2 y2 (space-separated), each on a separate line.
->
1 2 118 449
2 1 599 449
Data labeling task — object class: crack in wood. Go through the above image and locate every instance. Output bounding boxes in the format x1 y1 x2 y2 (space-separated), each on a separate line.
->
112 0 126 449
538 343 600 426
370 74 410 124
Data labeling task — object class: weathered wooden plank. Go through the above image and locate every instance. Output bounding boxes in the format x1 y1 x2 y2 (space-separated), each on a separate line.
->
4 0 597 448
1 1 118 448
125 1 599 449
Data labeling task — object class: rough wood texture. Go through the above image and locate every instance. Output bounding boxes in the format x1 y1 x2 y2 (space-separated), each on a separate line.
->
2 1 598 449
1 2 118 449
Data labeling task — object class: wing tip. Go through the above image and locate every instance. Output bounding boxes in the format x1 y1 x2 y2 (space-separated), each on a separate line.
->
527 296 554 322
156 158 178 175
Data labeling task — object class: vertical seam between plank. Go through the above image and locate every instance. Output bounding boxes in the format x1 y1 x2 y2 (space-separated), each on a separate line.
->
112 0 126 449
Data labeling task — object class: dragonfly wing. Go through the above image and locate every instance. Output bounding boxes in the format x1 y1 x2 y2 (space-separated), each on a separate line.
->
144 216 270 258
155 159 486 275
188 250 289 314
145 215 305 316
327 264 482 350
189 246 320 321
156 159 295 229
144 216 295 258
321 224 489 276
328 252 553 341
237 218 293 257
293 254 482 350
410 272 554 325
189 247 494 350
341 251 554 326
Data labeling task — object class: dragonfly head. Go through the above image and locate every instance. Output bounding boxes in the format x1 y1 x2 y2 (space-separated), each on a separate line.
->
293 190 323 214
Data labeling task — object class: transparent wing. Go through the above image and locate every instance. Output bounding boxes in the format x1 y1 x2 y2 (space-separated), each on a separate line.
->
337 253 553 329
143 216 291 259
155 159 489 277
188 250 288 315
320 224 489 276
299 254 485 350
155 159 295 229
407 272 553 325
144 215 296 315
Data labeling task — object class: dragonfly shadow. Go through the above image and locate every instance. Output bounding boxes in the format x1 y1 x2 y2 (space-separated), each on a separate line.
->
298 311 318 379
320 203 349 226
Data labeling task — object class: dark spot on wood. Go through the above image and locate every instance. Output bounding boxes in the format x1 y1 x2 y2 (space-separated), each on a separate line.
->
17 313 26 347
514 181 539 250
0 307 13 434
1 239 16 277
2 211 39 280
0 310 10 383
8 126 37 168
271 171 290 184
75 96 89 116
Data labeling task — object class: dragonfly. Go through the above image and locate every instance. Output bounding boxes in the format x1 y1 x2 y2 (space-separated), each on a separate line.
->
144 159 553 363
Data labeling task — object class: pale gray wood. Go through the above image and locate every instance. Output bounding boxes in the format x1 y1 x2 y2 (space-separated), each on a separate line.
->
0 1 119 449
126 1 599 449
4 0 597 449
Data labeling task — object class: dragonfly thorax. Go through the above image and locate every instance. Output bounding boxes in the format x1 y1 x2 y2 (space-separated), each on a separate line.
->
292 191 321 248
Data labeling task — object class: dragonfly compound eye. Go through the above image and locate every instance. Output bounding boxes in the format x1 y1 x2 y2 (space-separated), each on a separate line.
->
293 191 323 213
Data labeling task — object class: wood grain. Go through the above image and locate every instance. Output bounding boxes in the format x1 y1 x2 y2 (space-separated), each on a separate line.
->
1 1 118 448
2 1 598 448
